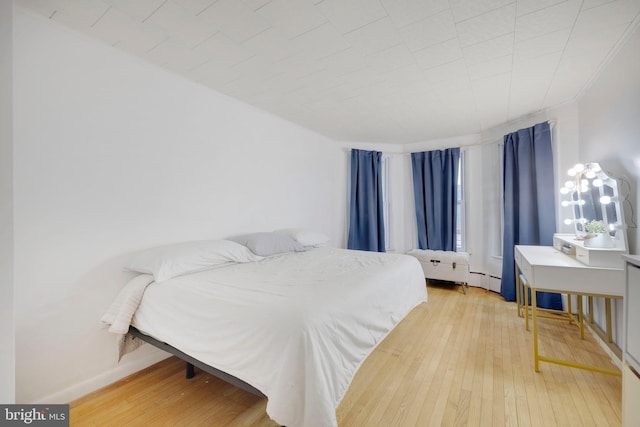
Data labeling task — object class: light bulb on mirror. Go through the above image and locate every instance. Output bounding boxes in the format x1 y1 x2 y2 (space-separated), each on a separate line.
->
560 187 570 195
564 218 573 225
585 170 596 179
574 163 585 172
561 200 570 207
600 196 612 205
593 178 603 187
565 180 575 188
567 168 576 176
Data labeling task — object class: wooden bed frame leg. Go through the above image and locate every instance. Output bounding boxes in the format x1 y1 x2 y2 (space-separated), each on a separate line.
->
186 362 195 379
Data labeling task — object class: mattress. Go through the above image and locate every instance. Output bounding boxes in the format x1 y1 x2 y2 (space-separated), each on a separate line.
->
130 247 427 427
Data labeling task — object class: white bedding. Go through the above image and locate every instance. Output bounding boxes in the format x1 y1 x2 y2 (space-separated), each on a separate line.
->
120 247 426 427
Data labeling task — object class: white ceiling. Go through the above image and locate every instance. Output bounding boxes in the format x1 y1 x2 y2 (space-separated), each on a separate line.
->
18 0 640 144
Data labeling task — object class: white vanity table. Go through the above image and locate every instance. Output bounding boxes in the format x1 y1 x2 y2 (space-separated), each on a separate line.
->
515 236 625 375
515 162 628 376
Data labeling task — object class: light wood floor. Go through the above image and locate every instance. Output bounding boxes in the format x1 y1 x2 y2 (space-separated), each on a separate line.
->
70 284 622 426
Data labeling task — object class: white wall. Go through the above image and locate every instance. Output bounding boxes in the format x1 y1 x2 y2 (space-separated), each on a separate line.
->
578 24 640 255
575 24 640 344
13 8 344 403
0 0 15 405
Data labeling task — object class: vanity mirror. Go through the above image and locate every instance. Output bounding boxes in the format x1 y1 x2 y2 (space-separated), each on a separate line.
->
560 162 627 250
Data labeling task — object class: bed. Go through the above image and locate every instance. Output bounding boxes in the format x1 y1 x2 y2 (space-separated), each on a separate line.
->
102 234 427 427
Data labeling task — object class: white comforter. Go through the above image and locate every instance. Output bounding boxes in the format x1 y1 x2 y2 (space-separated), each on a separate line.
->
109 247 426 427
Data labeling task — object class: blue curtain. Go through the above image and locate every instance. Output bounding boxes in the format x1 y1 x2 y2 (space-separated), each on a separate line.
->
501 122 561 310
347 149 385 252
411 148 460 251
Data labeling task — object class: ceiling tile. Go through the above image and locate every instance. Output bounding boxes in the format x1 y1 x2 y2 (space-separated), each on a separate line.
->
16 0 640 143
450 0 514 23
512 50 562 80
291 22 351 60
516 0 567 17
104 0 167 22
422 59 470 86
172 0 217 15
515 0 581 41
193 32 255 67
244 0 272 11
468 54 512 81
18 0 58 17
581 0 617 11
274 52 328 81
344 17 403 55
380 0 449 28
197 0 271 43
88 6 166 54
544 54 603 106
414 38 463 70
365 44 415 73
564 23 629 58
471 72 511 124
431 75 473 99
231 55 286 82
144 1 217 47
509 50 562 116
572 0 640 37
145 38 210 70
316 0 387 34
456 4 516 47
318 48 368 77
513 28 569 60
46 0 110 29
256 0 328 38
398 10 457 52
462 33 513 65
242 28 303 62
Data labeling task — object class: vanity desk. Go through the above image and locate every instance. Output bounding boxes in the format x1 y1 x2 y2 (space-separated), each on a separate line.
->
516 161 630 375
515 233 625 376
622 255 640 426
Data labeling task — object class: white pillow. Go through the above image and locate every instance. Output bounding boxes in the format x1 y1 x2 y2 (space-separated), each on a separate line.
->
229 232 306 256
276 228 330 247
127 239 263 283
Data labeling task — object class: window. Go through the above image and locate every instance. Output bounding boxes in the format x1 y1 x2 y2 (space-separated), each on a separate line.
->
456 153 465 251
381 154 391 251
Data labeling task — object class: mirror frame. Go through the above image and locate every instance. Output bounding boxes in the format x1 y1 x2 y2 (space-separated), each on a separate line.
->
560 162 627 250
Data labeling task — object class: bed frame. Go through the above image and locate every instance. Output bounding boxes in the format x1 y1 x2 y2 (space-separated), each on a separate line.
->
128 326 266 398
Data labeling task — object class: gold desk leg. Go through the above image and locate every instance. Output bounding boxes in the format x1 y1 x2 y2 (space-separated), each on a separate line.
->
578 296 584 340
525 283 529 331
567 293 573 324
532 289 539 372
515 264 522 317
588 296 594 324
606 298 613 343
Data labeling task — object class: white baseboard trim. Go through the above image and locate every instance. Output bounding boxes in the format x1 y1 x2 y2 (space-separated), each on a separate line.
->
470 271 502 292
34 348 170 405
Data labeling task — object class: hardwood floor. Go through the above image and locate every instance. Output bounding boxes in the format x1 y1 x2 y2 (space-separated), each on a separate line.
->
70 284 622 426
